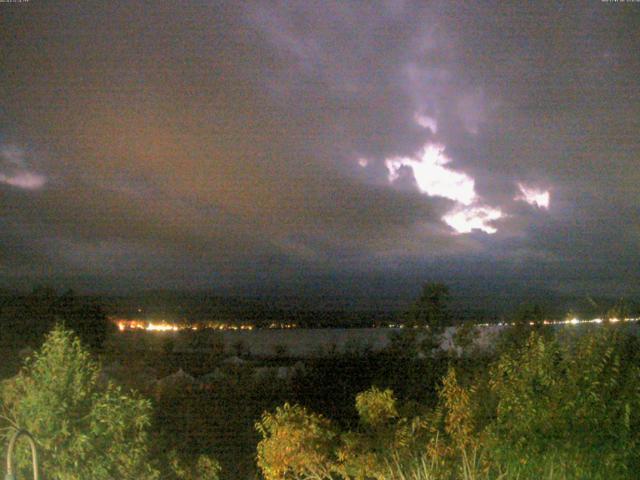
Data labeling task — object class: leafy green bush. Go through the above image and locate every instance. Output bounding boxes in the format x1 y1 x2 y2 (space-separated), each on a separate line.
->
256 328 640 480
0 326 159 479
485 330 640 479
338 387 427 480
167 450 221 480
256 402 339 480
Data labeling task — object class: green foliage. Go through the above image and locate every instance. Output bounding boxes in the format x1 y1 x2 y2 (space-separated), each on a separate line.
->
256 402 339 480
192 455 222 480
256 388 429 480
257 328 640 480
167 450 221 480
439 368 476 452
0 326 159 479
355 387 398 428
486 330 640 479
339 388 405 479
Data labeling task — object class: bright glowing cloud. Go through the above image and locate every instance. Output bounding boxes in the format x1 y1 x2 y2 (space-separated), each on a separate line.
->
516 183 550 209
385 144 476 205
414 113 438 133
0 172 47 190
0 145 46 190
358 157 368 167
443 205 503 234
384 143 504 234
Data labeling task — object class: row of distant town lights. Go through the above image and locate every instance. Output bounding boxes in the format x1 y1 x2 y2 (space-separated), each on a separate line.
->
115 317 638 333
476 317 639 328
115 319 298 332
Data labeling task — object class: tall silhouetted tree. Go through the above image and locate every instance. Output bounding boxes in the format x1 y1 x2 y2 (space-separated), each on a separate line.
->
406 282 452 331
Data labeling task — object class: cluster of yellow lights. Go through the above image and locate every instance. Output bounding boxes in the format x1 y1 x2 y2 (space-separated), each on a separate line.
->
114 319 256 332
114 318 304 332
207 323 254 331
475 317 639 328
116 320 189 332
115 317 638 333
386 317 639 329
268 322 298 329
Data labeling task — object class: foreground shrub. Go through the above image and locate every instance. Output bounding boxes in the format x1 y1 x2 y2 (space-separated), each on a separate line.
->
485 330 640 479
257 328 640 480
0 326 160 479
167 450 221 480
256 402 339 480
338 387 427 480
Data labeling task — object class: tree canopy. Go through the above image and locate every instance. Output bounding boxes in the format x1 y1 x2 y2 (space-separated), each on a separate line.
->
256 328 640 479
405 283 452 331
0 326 159 479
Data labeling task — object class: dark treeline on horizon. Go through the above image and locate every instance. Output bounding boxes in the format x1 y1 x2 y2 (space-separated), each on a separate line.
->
2 285 639 337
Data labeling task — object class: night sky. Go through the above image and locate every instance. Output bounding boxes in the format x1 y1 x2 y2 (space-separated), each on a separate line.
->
1 2 639 302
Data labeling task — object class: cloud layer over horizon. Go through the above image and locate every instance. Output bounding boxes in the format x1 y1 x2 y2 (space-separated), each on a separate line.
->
1 1 638 300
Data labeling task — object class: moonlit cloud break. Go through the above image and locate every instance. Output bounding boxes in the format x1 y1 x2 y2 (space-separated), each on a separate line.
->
0 146 46 190
385 144 476 205
384 144 503 234
1 2 638 300
443 206 503 235
0 172 47 190
516 183 550 209
414 113 438 133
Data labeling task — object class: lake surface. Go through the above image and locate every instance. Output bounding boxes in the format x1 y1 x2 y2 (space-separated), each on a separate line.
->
110 326 503 357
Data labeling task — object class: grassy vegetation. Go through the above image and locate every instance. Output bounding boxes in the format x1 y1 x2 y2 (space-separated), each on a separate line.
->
2 299 640 478
256 326 640 479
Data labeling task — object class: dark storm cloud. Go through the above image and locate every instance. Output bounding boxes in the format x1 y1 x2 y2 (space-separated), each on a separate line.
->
0 1 638 296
